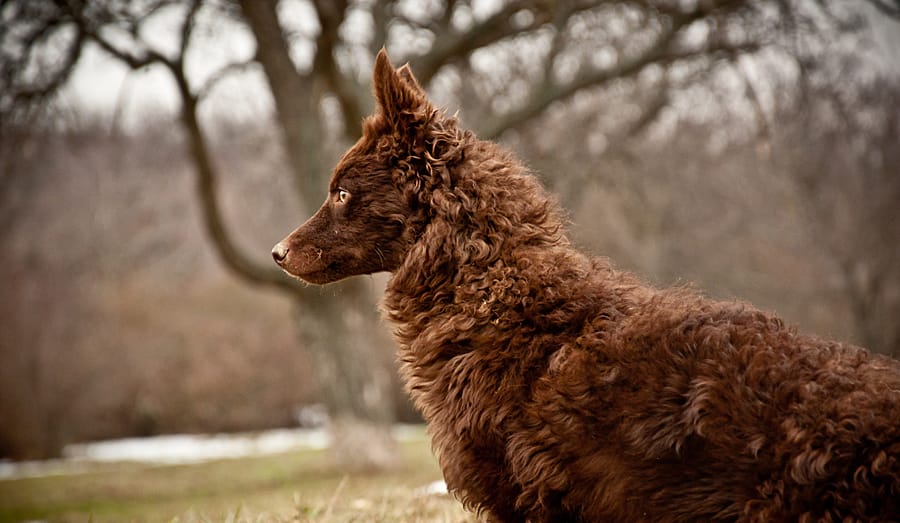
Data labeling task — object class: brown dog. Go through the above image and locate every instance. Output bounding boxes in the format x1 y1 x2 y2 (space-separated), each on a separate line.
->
273 50 900 522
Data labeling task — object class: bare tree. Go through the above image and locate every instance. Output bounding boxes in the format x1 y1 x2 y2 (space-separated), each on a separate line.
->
3 0 889 462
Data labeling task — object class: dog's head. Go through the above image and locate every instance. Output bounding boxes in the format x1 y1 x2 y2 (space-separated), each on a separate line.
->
273 50 456 284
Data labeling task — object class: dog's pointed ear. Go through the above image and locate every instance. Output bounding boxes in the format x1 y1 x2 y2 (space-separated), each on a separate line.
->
373 48 427 125
397 63 424 95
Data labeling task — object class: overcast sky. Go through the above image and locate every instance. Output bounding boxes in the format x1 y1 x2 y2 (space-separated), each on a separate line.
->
60 2 900 132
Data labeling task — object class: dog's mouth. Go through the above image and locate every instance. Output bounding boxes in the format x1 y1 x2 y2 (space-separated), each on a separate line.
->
277 263 337 285
284 267 335 285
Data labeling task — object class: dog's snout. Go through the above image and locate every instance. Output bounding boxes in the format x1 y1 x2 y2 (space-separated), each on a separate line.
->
272 242 289 265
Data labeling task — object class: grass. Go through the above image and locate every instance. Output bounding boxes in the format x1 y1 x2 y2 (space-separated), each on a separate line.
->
0 429 474 523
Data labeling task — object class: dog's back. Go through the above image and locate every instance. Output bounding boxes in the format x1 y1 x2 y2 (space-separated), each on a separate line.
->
390 233 900 521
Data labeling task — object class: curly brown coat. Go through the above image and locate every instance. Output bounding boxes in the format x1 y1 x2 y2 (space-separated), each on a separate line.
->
273 50 900 522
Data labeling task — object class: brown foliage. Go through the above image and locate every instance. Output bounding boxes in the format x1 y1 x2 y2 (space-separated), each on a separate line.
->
0 124 314 459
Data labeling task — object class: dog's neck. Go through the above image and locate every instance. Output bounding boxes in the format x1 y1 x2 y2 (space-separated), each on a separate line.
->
383 140 585 350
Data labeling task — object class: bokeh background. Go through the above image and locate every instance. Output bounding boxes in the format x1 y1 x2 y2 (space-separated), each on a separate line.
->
2 0 899 472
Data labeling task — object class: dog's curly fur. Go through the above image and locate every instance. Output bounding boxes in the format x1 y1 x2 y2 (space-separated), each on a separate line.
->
274 50 900 522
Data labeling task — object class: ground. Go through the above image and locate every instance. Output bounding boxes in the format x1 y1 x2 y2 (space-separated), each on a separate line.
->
0 428 473 523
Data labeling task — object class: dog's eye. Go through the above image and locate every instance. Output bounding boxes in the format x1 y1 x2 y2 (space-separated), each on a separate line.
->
336 189 350 204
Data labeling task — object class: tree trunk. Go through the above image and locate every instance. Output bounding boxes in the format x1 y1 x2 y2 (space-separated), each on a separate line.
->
237 0 327 208
238 0 399 470
290 282 397 471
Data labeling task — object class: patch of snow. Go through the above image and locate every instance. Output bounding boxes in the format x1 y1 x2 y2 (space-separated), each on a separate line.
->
415 480 449 497
0 424 427 480
62 428 330 464
0 459 65 480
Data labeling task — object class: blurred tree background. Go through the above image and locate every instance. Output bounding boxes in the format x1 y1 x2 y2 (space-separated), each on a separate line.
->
1 0 898 463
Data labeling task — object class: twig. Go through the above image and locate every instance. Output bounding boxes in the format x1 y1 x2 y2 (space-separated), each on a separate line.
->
322 476 349 519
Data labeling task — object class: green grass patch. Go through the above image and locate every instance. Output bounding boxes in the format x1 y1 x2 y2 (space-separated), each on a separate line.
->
0 434 473 522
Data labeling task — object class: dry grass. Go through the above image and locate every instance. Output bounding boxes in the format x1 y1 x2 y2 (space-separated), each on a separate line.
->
0 429 475 523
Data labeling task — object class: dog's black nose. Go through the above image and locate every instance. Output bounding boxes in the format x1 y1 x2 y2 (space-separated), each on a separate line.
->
272 243 289 265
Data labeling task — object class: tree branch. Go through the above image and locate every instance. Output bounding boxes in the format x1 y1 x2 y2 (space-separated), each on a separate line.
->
479 3 758 139
625 81 670 137
195 58 258 100
80 23 169 69
733 54 771 148
867 0 900 18
369 0 393 55
0 5 86 118
66 0 299 293
237 0 331 210
408 0 562 86
11 25 86 105
175 71 298 292
177 0 203 65
312 0 368 134
541 4 575 87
